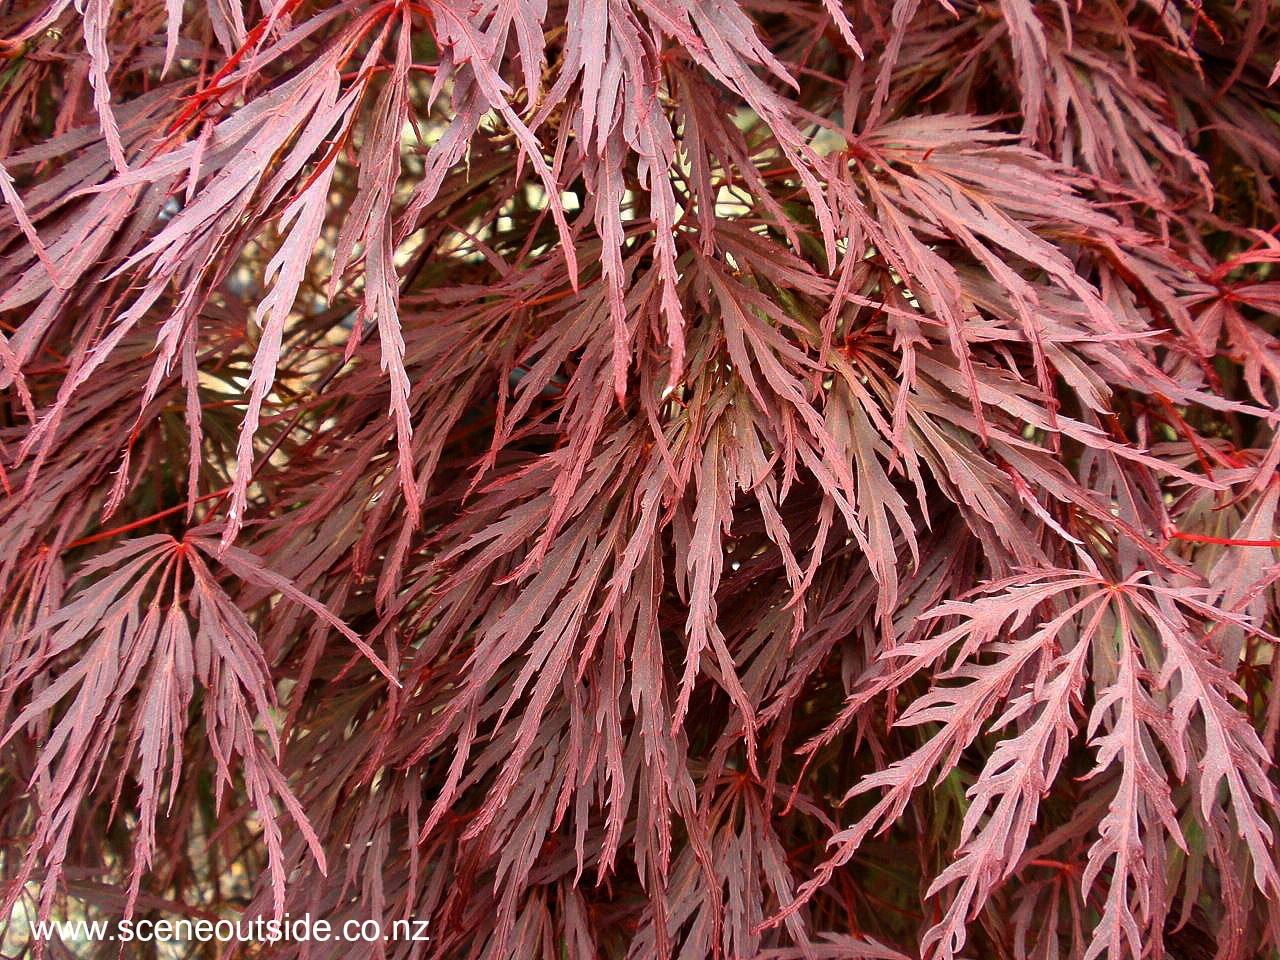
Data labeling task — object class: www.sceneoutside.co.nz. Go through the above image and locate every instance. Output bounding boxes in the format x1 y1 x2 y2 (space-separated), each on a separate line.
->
27 913 432 947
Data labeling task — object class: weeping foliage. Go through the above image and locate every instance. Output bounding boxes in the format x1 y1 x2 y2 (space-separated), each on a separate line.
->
2 0 1280 957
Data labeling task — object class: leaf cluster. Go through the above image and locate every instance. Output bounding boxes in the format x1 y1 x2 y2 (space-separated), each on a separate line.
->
2 0 1280 958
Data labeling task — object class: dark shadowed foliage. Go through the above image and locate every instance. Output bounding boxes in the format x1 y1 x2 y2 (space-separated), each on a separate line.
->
2 0 1280 957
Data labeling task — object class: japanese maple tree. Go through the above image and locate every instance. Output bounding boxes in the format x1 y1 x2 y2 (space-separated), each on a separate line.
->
2 0 1280 957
